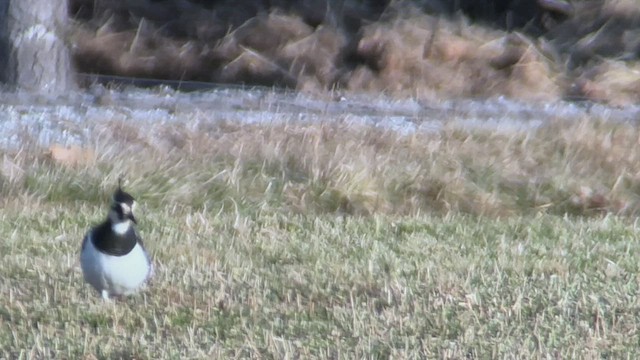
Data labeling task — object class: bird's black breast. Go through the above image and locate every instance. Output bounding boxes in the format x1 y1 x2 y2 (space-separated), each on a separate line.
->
90 221 139 256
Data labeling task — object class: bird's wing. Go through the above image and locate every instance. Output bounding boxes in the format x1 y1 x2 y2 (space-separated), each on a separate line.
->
81 232 90 251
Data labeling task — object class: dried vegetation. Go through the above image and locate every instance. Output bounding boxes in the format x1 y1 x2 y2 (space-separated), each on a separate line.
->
2 113 640 218
3 114 640 357
68 0 640 104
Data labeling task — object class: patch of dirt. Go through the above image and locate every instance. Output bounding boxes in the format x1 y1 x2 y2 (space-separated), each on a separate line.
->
68 0 640 105
46 144 96 167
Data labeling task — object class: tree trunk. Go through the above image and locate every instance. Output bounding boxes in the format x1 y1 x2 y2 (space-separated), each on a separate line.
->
0 0 75 93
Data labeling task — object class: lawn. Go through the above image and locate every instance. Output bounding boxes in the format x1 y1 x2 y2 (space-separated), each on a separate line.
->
1 115 640 358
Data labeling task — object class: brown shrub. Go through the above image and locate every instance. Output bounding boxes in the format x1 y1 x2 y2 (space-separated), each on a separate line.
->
280 25 348 90
568 61 640 105
346 14 560 101
217 47 297 87
67 0 640 104
229 12 313 55
212 12 314 86
70 22 209 81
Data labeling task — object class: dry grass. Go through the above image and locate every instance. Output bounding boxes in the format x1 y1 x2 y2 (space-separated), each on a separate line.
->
348 13 561 101
3 197 640 358
68 0 640 104
3 115 640 357
5 114 640 217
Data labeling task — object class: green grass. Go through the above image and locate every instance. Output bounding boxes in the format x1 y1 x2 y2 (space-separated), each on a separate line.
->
2 207 640 358
2 118 640 358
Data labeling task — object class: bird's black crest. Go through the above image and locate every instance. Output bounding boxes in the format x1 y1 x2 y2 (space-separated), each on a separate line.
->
113 183 135 205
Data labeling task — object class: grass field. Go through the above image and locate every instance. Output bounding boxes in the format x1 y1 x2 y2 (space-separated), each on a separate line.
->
2 115 640 358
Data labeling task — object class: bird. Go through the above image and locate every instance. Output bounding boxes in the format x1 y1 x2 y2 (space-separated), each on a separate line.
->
80 184 152 300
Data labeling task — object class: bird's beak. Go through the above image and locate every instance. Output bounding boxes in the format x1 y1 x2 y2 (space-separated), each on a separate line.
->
128 213 137 224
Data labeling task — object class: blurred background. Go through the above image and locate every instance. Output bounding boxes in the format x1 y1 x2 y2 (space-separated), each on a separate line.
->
67 0 640 105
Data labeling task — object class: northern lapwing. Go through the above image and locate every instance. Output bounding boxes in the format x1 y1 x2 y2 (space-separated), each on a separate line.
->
80 185 152 300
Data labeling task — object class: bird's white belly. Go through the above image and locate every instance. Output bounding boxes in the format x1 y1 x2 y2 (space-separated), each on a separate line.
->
80 234 151 296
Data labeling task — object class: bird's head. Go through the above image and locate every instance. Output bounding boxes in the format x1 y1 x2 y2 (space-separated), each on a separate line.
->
108 186 137 233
